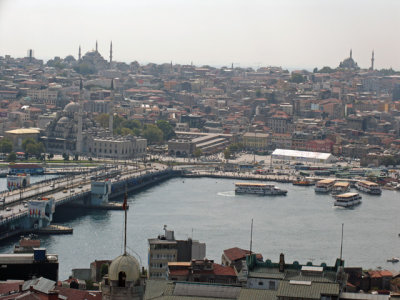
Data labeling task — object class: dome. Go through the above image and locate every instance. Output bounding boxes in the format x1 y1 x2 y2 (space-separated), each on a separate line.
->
64 102 80 113
58 116 70 124
108 254 140 282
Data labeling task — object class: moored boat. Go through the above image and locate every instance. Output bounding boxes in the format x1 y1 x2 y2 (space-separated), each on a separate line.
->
334 192 362 208
315 179 335 193
293 178 314 186
355 180 382 195
235 182 287 196
331 181 350 195
387 257 399 263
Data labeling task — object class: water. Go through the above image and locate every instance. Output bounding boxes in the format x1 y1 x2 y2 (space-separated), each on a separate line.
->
1 177 399 280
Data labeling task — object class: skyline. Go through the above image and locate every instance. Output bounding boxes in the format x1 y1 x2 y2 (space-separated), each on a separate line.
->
0 0 400 70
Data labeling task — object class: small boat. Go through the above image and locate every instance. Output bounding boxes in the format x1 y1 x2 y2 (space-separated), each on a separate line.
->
293 177 314 186
387 257 399 263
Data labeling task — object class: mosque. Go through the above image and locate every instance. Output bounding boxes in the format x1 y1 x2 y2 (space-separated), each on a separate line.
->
42 79 147 159
338 49 375 70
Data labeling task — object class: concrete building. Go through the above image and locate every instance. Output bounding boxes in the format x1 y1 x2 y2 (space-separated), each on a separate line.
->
242 132 269 150
87 135 147 160
148 226 206 280
168 259 237 284
168 132 231 156
4 128 40 151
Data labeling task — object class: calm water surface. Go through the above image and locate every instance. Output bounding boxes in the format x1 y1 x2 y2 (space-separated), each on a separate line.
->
1 177 399 280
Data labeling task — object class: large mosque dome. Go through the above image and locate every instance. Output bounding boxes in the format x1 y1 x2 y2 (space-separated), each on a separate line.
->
108 253 141 282
64 102 80 113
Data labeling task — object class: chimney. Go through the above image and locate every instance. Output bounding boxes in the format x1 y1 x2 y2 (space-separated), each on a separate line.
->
279 253 285 272
18 284 23 292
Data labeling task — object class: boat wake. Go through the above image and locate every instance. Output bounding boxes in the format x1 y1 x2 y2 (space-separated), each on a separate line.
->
218 191 236 197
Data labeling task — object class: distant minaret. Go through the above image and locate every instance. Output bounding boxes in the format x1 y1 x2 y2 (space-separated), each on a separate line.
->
77 78 83 154
231 62 234 69
78 45 81 61
96 40 98 52
109 41 113 64
350 49 352 59
371 50 375 70
109 79 114 136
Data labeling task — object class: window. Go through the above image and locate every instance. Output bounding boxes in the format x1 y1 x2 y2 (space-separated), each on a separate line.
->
258 281 264 286
118 271 126 287
269 281 276 290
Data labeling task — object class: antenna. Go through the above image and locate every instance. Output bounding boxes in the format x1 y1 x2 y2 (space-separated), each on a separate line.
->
250 219 253 254
339 223 344 264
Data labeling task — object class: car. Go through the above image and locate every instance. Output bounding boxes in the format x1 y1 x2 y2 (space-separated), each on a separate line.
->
24 203 28 208
63 189 68 193
70 189 75 193
50 184 55 188
6 207 11 211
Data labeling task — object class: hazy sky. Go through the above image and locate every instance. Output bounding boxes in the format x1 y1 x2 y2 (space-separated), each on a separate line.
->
0 0 399 70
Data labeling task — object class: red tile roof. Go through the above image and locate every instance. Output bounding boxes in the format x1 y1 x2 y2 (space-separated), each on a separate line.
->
223 247 262 262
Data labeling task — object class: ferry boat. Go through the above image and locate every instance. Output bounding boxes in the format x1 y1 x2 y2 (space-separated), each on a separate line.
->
331 182 350 195
235 182 287 196
334 192 362 208
314 179 335 193
292 177 314 186
355 180 382 195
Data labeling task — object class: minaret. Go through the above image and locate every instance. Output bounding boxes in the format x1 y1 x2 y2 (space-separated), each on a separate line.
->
109 79 114 136
95 40 98 52
76 78 83 154
350 49 352 59
371 50 375 70
109 41 113 64
78 45 81 61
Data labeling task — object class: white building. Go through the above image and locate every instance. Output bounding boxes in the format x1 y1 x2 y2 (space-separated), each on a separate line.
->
271 148 335 164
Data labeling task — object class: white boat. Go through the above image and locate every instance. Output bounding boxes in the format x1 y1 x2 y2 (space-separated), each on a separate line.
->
235 182 287 196
355 180 382 195
334 192 362 208
387 257 399 263
331 182 350 195
315 179 335 193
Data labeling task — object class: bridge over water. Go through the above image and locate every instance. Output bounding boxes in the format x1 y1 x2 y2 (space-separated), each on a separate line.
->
0 164 179 241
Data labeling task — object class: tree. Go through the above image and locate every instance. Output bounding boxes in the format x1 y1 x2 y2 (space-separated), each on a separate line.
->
22 138 36 152
143 125 163 144
74 154 79 161
156 120 175 141
194 148 202 158
25 141 44 158
0 138 13 153
7 152 16 162
62 153 69 161
95 113 110 129
290 73 306 83
120 127 134 136
224 148 231 160
318 66 335 74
